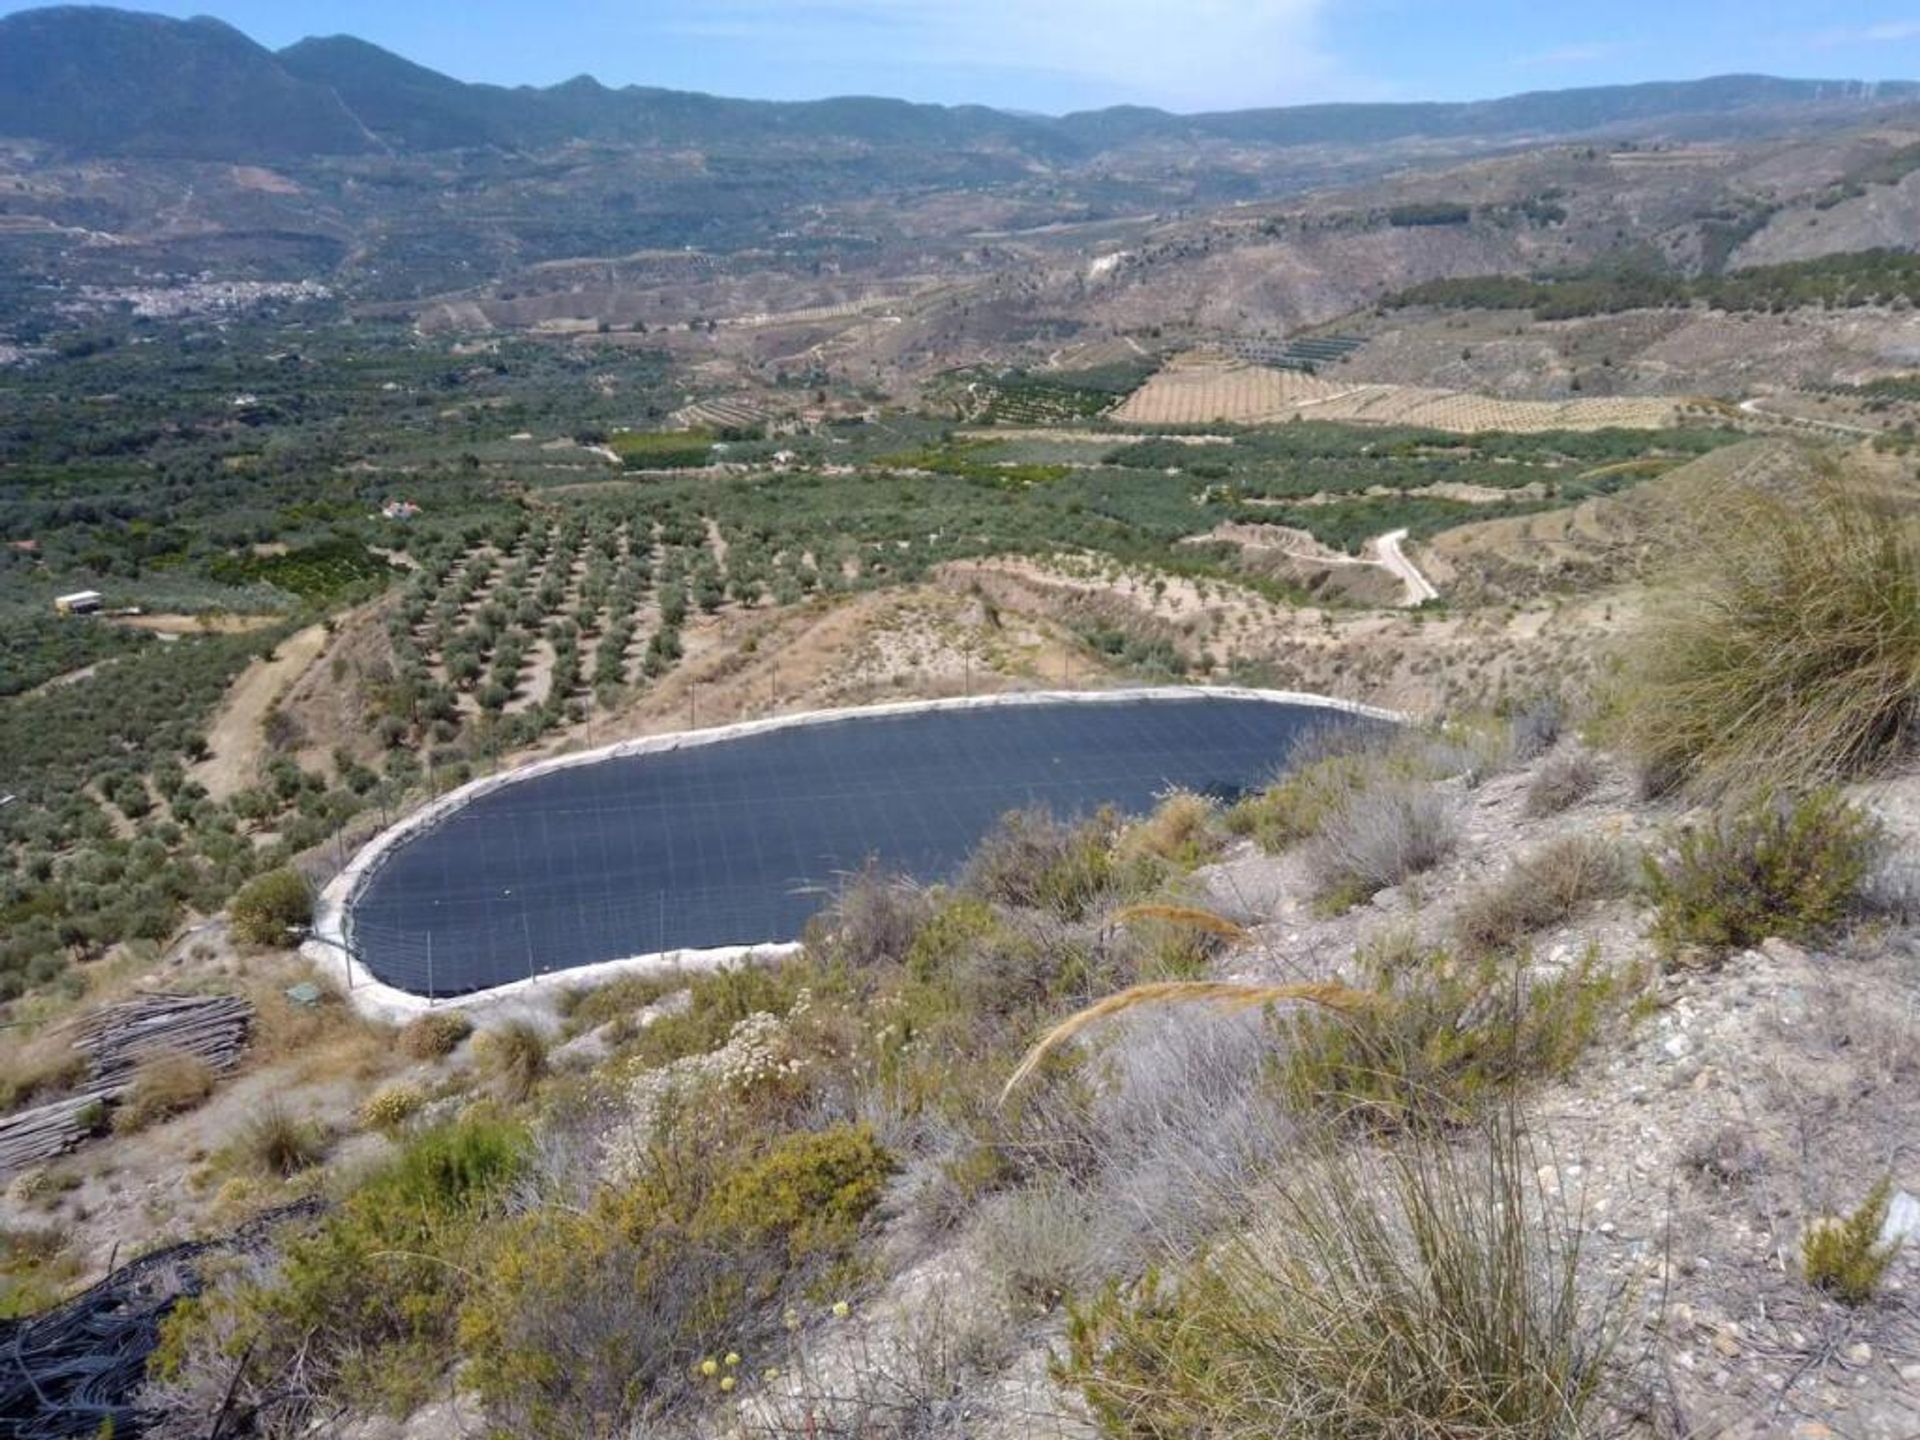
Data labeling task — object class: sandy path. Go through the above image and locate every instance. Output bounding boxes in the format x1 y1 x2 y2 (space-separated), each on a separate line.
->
1375 529 1440 606
110 612 280 636
1737 396 1877 437
190 623 330 802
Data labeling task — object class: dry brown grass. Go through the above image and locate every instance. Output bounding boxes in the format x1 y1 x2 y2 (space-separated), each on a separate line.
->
476 1020 549 1103
237 1102 326 1177
1004 980 1381 1099
1451 834 1635 957
399 1010 474 1060
1112 904 1249 942
112 1051 217 1134
248 978 393 1085
1523 749 1603 817
0 1034 88 1114
1116 790 1222 869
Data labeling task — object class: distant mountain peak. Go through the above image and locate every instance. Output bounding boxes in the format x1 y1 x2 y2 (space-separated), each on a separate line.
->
0 5 1915 164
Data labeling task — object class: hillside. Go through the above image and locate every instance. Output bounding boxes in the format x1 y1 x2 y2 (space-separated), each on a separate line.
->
0 7 377 160
0 7 1914 165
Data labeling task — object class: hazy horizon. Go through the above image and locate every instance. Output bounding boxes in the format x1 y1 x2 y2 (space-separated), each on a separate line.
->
3 0 1916 114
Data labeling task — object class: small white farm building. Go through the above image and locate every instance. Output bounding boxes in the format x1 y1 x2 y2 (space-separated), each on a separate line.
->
54 590 104 616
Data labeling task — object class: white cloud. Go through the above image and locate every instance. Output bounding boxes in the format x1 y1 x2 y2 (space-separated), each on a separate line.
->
657 0 1343 111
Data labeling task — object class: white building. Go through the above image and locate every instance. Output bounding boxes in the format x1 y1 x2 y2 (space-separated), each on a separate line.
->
54 590 103 616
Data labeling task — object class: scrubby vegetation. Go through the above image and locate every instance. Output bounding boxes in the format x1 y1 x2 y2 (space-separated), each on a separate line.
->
143 803 1242 1434
1646 789 1881 957
399 1010 473 1059
1391 248 1920 318
1801 1177 1901 1306
112 1051 216 1134
228 868 313 948
1277 937 1624 1130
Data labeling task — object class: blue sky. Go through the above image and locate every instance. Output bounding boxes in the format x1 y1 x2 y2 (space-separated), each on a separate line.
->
11 1 1920 112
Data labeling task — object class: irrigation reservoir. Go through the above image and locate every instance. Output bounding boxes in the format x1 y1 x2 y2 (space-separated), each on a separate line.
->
325 690 1391 1000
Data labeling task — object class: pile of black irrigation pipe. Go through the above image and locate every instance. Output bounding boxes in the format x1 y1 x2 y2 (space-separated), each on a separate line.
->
0 1199 322 1439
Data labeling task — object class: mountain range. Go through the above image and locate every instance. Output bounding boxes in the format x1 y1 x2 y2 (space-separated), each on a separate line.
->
3 5 1917 163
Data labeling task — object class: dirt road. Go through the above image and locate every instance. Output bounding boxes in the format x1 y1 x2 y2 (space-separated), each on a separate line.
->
190 623 331 802
1375 529 1440 606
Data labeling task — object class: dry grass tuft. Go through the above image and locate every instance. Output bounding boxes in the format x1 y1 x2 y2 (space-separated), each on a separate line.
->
1617 469 1920 795
238 1102 326 1177
1523 749 1603 817
1303 780 1461 910
476 1020 549 1103
113 1051 217 1134
0 1034 88 1114
1116 790 1222 869
1003 980 1381 1100
1061 1112 1625 1439
1451 834 1635 957
399 1010 473 1061
1112 904 1248 942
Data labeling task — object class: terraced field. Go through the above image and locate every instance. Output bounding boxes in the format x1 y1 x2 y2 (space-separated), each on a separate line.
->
1112 357 1357 425
1305 386 1689 432
1116 353 1690 432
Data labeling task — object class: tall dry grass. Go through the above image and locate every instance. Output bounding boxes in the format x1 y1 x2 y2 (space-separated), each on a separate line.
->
1061 1111 1626 1440
1617 469 1920 795
1003 979 1380 1099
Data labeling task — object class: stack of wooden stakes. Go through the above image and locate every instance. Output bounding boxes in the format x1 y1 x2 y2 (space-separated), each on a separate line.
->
0 993 253 1179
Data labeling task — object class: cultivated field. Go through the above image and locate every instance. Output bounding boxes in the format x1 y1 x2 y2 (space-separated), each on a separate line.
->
1112 355 1358 425
1116 353 1690 432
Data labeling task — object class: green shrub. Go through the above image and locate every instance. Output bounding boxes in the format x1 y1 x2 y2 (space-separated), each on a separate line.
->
1647 789 1880 956
1617 472 1920 794
1802 1177 1900 1306
701 1124 894 1261
1452 834 1635 957
373 1114 526 1215
459 1122 886 1438
556 974 678 1037
1061 1116 1621 1439
1280 942 1620 1130
963 807 1122 920
0 1223 80 1318
155 1116 528 1422
1225 750 1383 854
628 962 803 1067
229 867 313 947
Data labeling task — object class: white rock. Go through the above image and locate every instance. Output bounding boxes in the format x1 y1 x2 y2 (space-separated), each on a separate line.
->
1880 1189 1920 1246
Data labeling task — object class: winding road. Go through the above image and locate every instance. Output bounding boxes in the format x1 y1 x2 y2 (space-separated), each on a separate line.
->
1375 529 1440 606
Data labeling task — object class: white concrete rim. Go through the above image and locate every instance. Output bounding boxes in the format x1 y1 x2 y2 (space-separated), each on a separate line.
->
309 685 1401 1019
